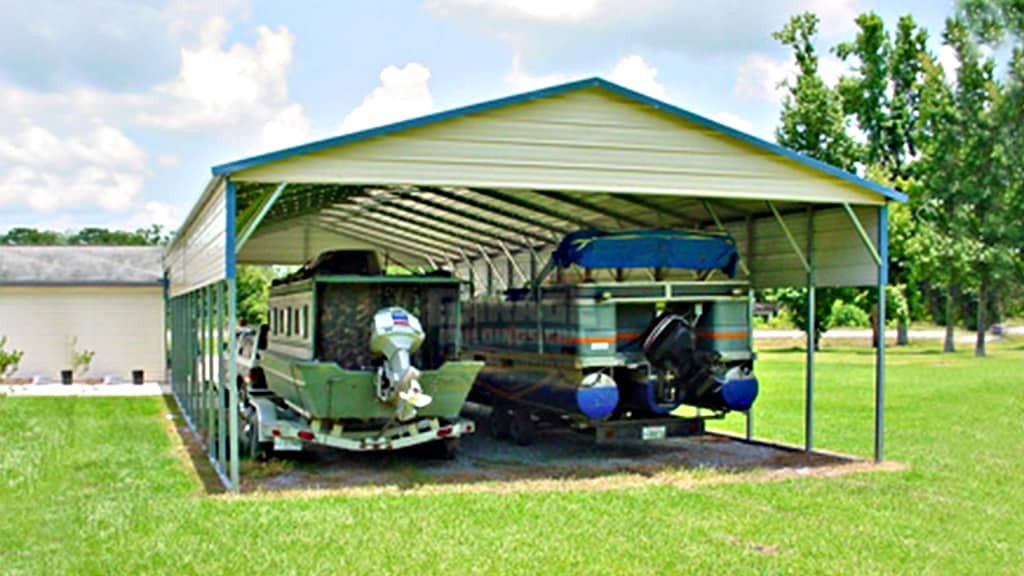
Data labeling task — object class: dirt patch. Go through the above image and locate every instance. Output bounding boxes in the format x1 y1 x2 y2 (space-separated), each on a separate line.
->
224 403 904 499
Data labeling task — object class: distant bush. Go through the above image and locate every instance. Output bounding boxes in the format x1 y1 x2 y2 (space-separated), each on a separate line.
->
827 300 871 328
0 336 24 380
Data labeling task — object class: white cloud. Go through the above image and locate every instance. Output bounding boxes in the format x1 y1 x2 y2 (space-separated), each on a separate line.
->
938 45 959 83
157 154 179 167
426 0 600 22
139 17 307 137
709 111 755 134
428 0 866 58
0 11 311 227
118 200 185 231
505 53 572 92
735 53 845 102
505 53 667 100
340 63 434 133
608 54 666 99
0 120 146 214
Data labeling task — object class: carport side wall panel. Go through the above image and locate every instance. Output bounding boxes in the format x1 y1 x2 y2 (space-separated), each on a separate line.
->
722 205 879 288
226 89 885 207
166 178 228 298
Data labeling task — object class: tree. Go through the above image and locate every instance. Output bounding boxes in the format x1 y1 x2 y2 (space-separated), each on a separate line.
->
914 31 976 353
237 266 273 326
962 0 1024 336
835 14 929 345
0 226 171 246
772 13 859 348
0 228 65 245
774 13 859 172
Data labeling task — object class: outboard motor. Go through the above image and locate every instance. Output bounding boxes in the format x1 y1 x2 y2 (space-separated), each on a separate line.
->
370 307 433 421
642 313 757 412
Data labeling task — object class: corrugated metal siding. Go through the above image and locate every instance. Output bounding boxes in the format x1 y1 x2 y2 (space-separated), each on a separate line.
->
455 205 879 289
725 205 879 288
166 179 227 297
0 286 166 381
232 89 883 206
238 218 380 265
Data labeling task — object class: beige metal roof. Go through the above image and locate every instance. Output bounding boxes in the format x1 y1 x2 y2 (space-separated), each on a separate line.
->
167 77 896 297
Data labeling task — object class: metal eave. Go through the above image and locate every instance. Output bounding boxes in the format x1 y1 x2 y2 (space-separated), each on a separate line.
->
166 174 225 255
210 77 906 205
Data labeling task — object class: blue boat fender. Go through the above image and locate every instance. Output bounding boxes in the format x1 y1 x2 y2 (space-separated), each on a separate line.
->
576 372 619 420
717 366 758 411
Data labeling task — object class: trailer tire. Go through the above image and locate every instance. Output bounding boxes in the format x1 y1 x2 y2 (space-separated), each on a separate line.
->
489 405 511 440
242 404 274 461
432 437 460 460
508 409 535 446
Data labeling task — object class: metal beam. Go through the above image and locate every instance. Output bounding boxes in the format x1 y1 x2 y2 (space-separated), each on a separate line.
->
397 189 553 245
843 203 883 266
315 217 460 261
476 244 509 291
702 200 751 277
805 207 815 452
498 241 529 284
321 207 493 258
875 204 888 463
469 188 601 230
614 194 702 227
327 198 508 253
225 179 239 491
216 280 226 471
427 187 569 238
385 193 534 250
315 219 451 262
767 201 811 273
531 189 650 228
236 183 285 251
456 245 506 292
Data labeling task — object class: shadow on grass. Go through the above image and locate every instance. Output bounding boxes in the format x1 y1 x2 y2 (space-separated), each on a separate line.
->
159 394 228 495
232 403 856 495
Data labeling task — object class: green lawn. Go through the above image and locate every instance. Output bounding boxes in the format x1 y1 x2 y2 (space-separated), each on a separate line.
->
1 339 1022 575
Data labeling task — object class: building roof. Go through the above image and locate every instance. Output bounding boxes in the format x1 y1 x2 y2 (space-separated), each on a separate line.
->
0 246 164 286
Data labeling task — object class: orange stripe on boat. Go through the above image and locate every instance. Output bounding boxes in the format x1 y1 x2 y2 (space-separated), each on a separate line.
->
697 331 748 339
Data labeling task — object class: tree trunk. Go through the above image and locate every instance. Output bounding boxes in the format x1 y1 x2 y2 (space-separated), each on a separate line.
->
975 276 986 358
944 284 956 353
897 317 909 346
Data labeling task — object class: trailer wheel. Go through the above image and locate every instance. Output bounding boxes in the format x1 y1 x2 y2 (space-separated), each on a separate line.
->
489 405 511 440
242 404 273 461
508 409 535 446
432 437 460 460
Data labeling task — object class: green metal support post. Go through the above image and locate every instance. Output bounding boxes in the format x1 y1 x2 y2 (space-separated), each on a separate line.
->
875 204 888 462
217 280 227 470
805 207 815 452
226 179 240 490
206 285 215 454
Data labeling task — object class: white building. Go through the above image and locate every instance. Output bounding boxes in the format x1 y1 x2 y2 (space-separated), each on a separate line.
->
0 246 166 383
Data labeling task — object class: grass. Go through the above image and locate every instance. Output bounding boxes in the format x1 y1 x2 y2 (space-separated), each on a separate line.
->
1 339 1022 574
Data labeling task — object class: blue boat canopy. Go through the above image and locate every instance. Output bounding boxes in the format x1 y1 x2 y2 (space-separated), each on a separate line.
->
552 229 740 277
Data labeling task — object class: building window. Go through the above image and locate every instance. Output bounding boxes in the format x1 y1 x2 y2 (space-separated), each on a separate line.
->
302 305 309 339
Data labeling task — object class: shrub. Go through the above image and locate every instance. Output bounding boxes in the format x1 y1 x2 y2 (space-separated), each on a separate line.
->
827 300 871 328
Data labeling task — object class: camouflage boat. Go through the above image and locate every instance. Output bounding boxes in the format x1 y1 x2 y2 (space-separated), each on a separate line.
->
237 251 483 459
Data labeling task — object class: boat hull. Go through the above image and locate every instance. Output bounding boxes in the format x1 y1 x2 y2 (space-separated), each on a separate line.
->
260 352 483 420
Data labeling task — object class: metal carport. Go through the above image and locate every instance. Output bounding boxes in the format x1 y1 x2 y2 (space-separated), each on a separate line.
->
165 77 904 491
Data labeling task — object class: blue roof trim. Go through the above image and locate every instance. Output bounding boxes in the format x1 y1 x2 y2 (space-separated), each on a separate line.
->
590 79 907 203
211 76 905 203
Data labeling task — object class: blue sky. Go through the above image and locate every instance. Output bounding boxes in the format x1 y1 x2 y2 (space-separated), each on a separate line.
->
0 0 956 233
